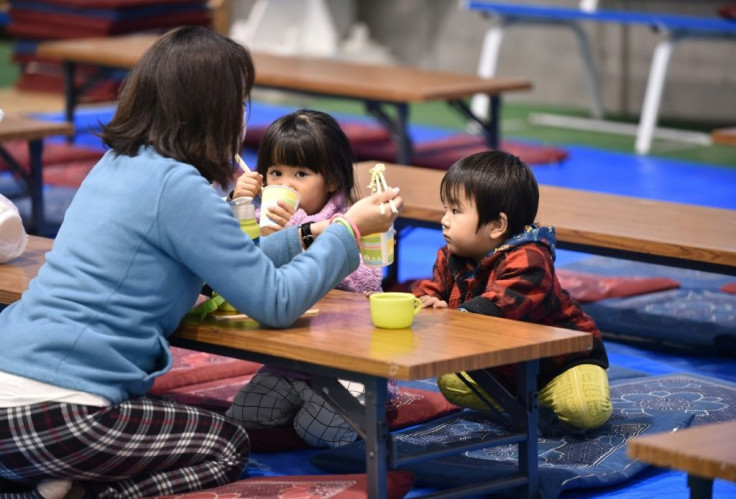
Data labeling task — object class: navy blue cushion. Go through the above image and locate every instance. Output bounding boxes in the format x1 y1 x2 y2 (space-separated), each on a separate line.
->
312 374 736 498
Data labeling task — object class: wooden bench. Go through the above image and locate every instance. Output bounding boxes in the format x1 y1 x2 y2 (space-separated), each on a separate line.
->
36 34 532 164
0 115 74 235
628 420 736 498
464 1 736 154
712 127 736 147
354 161 736 279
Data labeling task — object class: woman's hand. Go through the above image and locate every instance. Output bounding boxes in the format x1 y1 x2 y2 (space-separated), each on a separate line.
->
233 170 263 199
344 188 403 237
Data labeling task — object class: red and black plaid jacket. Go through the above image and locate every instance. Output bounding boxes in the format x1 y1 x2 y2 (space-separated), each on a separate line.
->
411 225 608 391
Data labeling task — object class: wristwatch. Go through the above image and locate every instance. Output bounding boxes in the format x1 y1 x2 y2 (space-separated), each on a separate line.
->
300 222 315 249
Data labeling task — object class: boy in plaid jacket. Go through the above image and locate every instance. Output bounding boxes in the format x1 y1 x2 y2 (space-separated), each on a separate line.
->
412 151 611 435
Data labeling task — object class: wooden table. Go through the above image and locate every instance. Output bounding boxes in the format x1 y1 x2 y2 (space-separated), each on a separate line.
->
0 235 52 305
0 116 74 234
173 290 590 498
355 161 736 277
36 34 532 164
628 420 736 498
1 235 592 499
712 128 736 147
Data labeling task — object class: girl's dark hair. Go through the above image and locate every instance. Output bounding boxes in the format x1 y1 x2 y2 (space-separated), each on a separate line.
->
440 151 539 236
256 109 357 202
100 26 255 188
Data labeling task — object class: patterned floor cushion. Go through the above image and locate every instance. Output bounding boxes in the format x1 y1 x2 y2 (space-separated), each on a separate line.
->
311 373 736 498
143 471 415 499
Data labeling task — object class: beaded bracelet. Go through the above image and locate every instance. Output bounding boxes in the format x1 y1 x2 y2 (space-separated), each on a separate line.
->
329 214 361 243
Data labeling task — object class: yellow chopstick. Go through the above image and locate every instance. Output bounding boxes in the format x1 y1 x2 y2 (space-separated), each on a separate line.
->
214 308 319 321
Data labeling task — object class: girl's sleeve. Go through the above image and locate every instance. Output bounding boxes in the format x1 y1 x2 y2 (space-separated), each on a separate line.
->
336 257 383 293
411 247 453 301
459 245 554 319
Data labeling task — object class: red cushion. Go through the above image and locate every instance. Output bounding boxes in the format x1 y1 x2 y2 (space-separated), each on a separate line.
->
556 269 680 303
150 347 262 392
242 122 390 150
8 10 210 38
351 133 568 167
721 283 736 294
30 0 204 6
154 374 257 413
718 4 736 19
143 471 415 499
385 387 460 430
0 141 104 188
248 387 460 453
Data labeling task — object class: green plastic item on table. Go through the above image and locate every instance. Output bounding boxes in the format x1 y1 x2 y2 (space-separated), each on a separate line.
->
188 294 225 319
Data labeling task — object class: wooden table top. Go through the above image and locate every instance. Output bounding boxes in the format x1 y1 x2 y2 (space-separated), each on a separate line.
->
0 114 74 142
37 34 532 102
628 420 736 482
0 235 52 305
175 289 591 380
355 161 736 269
1 236 591 380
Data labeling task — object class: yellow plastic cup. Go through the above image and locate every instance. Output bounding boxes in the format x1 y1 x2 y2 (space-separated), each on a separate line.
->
359 224 395 267
260 185 300 228
369 292 422 329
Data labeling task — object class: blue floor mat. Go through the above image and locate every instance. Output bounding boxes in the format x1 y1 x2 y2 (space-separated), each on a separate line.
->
8 102 736 499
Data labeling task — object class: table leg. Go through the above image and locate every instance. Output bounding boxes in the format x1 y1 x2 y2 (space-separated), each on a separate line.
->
28 140 45 235
687 474 713 499
364 101 413 165
448 96 500 150
364 376 389 499
517 360 540 499
635 33 679 155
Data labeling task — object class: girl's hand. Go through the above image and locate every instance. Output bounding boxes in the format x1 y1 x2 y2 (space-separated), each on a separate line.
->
344 188 402 237
233 170 263 199
419 295 448 308
262 200 297 234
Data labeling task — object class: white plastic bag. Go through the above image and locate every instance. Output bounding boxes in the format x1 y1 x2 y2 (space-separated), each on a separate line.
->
0 194 28 263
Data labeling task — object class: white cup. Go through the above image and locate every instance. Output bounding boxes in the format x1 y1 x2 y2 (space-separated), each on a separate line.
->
259 185 301 228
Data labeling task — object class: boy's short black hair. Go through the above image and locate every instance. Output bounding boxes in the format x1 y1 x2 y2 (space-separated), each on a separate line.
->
256 109 357 202
440 151 539 236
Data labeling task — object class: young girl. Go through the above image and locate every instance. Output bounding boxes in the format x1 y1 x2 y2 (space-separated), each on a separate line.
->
226 109 397 448
0 28 402 498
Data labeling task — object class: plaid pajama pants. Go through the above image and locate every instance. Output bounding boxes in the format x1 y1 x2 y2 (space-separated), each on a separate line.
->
226 371 365 448
0 397 250 498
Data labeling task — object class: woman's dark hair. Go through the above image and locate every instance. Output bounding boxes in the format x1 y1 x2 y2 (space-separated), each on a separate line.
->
440 151 539 236
256 109 357 202
100 26 255 188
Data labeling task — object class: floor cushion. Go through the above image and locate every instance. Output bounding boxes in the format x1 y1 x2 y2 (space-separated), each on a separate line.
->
351 133 569 167
242 122 391 151
143 471 415 499
151 346 262 392
556 269 680 302
311 373 736 498
582 289 736 351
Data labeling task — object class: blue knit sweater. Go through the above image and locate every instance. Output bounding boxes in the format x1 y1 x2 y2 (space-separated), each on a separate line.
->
0 147 359 404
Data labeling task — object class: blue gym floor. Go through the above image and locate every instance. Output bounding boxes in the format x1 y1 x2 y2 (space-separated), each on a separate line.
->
3 101 736 498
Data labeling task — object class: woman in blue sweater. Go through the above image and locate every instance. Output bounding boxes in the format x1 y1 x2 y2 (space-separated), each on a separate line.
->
0 27 401 499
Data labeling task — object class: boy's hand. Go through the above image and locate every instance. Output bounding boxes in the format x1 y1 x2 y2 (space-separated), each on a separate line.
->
419 295 448 308
233 170 263 199
261 200 297 235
